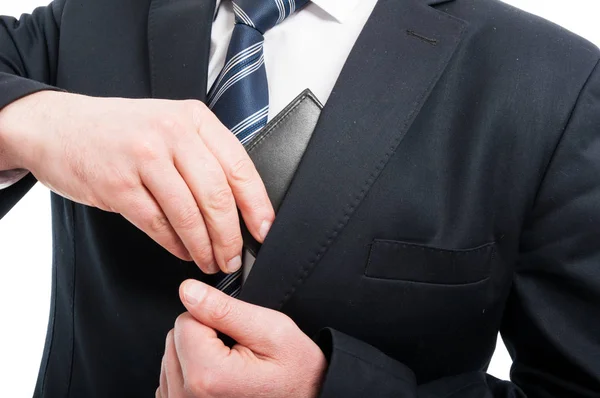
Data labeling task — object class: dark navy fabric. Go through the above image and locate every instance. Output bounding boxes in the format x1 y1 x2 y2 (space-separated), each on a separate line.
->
1 0 600 397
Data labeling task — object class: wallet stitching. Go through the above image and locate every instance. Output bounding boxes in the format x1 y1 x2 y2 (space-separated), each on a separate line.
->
279 21 468 308
245 94 309 154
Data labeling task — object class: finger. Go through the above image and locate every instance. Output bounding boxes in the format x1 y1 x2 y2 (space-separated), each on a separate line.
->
174 136 243 274
159 354 168 398
117 187 191 262
180 279 292 353
164 329 186 398
191 103 275 243
140 162 218 274
173 312 232 393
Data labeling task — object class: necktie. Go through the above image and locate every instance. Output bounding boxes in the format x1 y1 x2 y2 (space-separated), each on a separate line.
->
210 0 310 297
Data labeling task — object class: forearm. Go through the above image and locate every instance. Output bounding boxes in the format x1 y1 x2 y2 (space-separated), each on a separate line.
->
0 1 66 176
0 97 27 172
0 90 57 172
0 95 33 191
0 1 66 113
0 90 60 196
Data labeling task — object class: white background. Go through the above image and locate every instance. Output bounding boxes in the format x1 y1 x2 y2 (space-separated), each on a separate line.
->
0 0 599 397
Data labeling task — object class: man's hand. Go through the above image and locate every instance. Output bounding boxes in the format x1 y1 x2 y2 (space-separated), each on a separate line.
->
156 279 327 398
0 91 275 274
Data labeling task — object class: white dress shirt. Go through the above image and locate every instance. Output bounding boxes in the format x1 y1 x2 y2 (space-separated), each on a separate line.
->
0 0 379 274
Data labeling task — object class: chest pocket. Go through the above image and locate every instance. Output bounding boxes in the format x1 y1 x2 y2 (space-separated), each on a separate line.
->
365 240 494 285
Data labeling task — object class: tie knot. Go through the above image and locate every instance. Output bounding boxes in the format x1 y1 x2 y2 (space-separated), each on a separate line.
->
232 0 310 34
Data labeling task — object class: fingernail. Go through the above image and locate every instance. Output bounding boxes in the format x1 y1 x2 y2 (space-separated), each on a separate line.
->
183 281 206 305
227 255 242 273
259 220 272 241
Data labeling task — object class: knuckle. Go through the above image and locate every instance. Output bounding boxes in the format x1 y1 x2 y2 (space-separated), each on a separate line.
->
172 205 201 230
219 233 243 253
246 194 270 216
229 158 255 185
186 371 223 397
205 187 235 213
153 114 184 137
270 314 296 341
190 245 214 266
183 100 208 126
183 99 207 113
174 313 198 338
207 295 234 323
182 99 206 111
106 167 137 194
92 195 114 213
132 139 163 162
174 312 190 331
166 328 175 342
148 212 171 235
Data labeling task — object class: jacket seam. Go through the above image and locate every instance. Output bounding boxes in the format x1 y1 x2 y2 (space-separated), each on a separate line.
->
528 57 600 213
39 231 58 395
65 201 77 397
53 0 68 29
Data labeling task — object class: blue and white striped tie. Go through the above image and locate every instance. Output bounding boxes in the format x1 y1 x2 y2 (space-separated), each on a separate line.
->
210 0 310 297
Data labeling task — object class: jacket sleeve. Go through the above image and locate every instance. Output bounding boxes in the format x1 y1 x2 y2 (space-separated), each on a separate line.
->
315 59 600 398
0 0 66 219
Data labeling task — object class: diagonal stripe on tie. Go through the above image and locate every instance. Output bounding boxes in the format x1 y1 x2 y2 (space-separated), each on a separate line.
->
231 106 269 135
209 50 265 109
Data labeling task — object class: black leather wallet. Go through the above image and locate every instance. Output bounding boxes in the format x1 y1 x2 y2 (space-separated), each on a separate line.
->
241 89 323 256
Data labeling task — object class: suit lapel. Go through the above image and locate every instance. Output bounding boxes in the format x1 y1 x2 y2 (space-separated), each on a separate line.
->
147 0 215 101
240 0 468 309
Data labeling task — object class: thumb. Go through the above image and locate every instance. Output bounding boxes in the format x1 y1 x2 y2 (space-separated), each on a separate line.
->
179 279 295 353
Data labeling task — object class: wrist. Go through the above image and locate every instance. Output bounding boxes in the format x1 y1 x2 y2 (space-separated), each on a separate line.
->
306 349 328 398
0 90 59 171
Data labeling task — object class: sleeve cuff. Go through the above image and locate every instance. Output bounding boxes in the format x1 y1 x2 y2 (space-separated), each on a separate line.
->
315 328 417 398
0 73 62 110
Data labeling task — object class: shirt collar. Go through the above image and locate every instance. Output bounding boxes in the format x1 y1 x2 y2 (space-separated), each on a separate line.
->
214 0 361 24
310 0 362 23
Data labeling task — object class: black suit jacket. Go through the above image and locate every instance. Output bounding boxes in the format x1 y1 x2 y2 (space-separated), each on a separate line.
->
1 0 599 396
